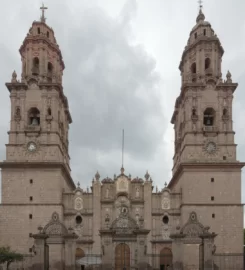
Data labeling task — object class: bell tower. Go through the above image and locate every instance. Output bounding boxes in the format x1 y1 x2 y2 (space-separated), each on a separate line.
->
169 6 244 256
171 8 238 173
1 6 75 204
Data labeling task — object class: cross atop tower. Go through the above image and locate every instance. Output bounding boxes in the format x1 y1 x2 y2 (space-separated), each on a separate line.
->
40 3 48 23
198 0 203 10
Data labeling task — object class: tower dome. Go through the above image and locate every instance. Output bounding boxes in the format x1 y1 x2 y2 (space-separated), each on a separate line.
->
179 7 224 85
19 5 65 84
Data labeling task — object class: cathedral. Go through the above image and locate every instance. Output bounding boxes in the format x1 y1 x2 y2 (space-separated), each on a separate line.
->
0 4 244 270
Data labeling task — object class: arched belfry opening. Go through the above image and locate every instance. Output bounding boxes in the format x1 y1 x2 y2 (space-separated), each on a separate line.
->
203 108 215 126
205 58 211 70
191 62 197 74
47 62 53 82
28 107 40 126
32 57 40 75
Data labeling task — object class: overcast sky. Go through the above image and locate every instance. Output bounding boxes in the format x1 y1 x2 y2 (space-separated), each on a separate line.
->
0 0 245 199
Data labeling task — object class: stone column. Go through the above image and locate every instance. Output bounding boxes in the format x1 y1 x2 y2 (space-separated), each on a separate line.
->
32 233 49 270
64 232 78 270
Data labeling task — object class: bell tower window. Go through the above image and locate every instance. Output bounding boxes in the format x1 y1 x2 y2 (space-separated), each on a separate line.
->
47 62 53 81
48 108 52 116
28 108 40 126
205 58 211 70
32 57 39 75
38 27 40 34
203 108 215 126
191 62 196 74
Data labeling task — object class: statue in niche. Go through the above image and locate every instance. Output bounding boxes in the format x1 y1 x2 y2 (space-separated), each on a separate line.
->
135 187 140 198
106 188 109 198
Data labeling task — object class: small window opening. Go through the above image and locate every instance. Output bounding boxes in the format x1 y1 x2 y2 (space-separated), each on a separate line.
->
29 248 32 253
191 62 197 74
29 214 33 219
38 27 40 34
30 179 33 184
211 196 214 201
203 29 206 36
29 233 32 237
212 213 215 218
223 156 227 160
76 216 82 225
28 107 40 126
47 31 49 38
192 108 197 118
223 108 228 117
162 215 169 225
203 108 215 126
32 57 40 75
194 32 197 39
205 58 211 70
30 196 33 201
211 178 214 182
48 108 52 116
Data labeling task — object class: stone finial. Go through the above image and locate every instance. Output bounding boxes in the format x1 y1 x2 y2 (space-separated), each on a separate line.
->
38 226 43 234
164 182 167 188
114 174 117 180
196 8 205 23
77 181 80 187
156 186 158 193
128 174 131 180
95 171 100 181
11 70 17 83
120 167 125 175
145 171 150 181
226 70 232 83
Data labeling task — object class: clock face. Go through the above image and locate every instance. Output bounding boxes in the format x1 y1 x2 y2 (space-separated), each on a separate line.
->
206 142 216 154
27 142 37 152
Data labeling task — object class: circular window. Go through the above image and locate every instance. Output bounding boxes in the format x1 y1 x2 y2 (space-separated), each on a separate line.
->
162 215 169 224
76 215 82 225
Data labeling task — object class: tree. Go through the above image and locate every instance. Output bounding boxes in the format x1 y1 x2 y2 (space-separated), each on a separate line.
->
0 246 23 270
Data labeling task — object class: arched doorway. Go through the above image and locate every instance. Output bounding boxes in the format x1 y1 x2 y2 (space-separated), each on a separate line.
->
160 248 172 270
115 243 130 270
76 248 85 270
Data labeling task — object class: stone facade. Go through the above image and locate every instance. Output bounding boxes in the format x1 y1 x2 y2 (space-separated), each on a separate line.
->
0 7 244 270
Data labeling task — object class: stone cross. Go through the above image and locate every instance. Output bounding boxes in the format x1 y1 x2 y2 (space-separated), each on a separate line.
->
40 3 48 23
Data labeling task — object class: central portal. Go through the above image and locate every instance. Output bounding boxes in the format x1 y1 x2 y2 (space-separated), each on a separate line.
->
115 243 130 270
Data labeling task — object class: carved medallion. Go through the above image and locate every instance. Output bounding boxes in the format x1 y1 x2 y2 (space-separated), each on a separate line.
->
74 197 83 210
161 198 170 210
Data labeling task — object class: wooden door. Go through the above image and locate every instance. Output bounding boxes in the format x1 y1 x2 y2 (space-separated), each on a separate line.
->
160 248 172 269
115 243 130 270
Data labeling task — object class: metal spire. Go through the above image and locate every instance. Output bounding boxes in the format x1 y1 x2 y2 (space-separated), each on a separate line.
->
40 3 48 23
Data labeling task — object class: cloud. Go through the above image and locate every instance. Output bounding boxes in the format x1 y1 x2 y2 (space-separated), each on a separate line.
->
59 5 165 183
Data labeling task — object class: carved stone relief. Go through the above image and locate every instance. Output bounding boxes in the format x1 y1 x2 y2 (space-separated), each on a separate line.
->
162 198 170 210
74 197 83 211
